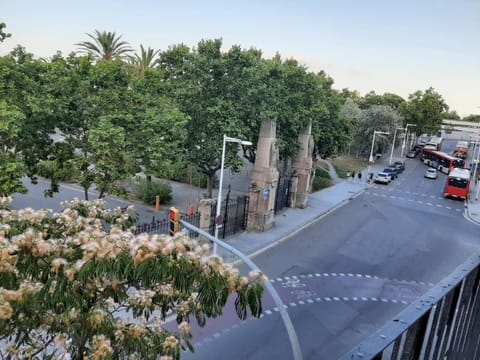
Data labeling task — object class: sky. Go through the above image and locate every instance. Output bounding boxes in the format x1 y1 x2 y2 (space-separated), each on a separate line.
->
1 0 479 116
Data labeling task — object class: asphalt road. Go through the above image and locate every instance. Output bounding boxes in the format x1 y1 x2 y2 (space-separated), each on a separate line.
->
11 178 166 222
180 139 480 360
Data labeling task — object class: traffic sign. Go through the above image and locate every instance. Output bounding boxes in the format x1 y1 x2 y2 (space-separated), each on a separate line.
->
215 214 223 225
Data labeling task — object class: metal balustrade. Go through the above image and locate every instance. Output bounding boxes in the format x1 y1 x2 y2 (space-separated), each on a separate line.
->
340 254 480 360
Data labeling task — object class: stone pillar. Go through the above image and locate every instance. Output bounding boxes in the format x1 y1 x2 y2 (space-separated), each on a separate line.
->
247 119 279 232
291 122 313 209
198 199 214 244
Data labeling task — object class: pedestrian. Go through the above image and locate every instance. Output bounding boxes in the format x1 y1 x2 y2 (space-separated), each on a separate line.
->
351 171 355 181
358 172 362 182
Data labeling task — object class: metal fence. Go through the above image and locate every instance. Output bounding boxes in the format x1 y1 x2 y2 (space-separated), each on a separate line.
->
340 254 480 360
210 186 249 239
134 212 201 236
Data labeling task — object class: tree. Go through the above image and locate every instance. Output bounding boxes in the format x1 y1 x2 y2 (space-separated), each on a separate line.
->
352 105 403 156
310 72 354 159
159 39 256 197
87 117 137 198
0 22 11 44
0 101 27 195
442 110 460 120
463 114 480 123
399 87 449 135
0 197 265 359
76 30 133 61
129 44 160 77
336 98 363 156
359 91 406 111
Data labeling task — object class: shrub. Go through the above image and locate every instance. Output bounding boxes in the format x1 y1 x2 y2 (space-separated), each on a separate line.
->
135 178 172 205
108 184 131 199
312 168 333 192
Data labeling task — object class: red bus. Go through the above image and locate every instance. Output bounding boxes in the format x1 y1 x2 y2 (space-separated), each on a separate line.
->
444 168 470 200
420 148 465 174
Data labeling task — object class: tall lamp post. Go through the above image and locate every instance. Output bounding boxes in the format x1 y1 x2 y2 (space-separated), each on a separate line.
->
368 130 389 175
214 134 252 254
389 127 406 165
401 123 417 157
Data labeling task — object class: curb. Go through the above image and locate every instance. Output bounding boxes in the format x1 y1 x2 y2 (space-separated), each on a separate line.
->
465 201 480 226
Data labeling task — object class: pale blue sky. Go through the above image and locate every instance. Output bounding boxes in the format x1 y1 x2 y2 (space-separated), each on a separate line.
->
1 0 479 116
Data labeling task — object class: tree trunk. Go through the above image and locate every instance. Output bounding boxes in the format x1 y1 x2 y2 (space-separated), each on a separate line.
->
84 188 89 201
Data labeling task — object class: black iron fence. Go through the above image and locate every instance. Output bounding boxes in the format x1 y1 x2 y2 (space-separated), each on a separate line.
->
340 254 480 360
210 186 249 239
134 212 201 237
274 175 291 213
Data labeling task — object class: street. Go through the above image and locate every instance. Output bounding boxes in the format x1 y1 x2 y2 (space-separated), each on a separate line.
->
180 139 480 359
8 140 479 360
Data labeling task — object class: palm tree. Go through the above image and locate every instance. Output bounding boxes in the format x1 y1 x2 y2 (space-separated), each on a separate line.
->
76 30 133 61
128 44 160 77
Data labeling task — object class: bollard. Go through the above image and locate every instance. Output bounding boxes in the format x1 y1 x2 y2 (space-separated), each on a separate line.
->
155 195 160 212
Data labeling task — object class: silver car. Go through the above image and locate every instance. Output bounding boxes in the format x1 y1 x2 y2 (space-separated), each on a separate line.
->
374 172 391 184
424 168 438 179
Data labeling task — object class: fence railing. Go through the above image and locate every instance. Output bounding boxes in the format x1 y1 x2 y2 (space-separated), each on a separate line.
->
209 188 249 238
133 212 201 237
340 254 480 360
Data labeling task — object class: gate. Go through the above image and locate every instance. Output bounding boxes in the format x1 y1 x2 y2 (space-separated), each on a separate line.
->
210 186 249 239
274 175 291 213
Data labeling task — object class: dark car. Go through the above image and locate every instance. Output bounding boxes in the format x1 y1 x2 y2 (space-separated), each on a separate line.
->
393 161 405 172
412 145 421 153
383 167 398 179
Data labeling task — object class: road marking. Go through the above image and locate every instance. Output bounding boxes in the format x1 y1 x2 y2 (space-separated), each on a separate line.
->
436 204 442 207
427 202 433 206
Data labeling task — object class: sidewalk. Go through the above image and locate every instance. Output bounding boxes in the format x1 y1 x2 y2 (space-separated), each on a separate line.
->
466 182 480 224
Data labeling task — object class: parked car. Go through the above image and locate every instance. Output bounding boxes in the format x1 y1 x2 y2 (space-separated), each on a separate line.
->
383 167 398 179
424 168 438 179
393 161 405 172
374 172 391 184
406 150 417 158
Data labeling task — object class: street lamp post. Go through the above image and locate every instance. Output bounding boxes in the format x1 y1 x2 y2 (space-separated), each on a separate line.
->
214 134 252 254
389 127 406 165
368 130 390 176
401 123 417 157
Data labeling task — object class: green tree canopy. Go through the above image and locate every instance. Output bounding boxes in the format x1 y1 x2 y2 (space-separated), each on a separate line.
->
399 87 449 135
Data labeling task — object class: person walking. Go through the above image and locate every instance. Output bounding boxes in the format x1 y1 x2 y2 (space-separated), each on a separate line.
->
358 172 362 182
351 171 355 182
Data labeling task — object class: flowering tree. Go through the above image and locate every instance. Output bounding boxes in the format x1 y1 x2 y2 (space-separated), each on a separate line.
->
0 197 265 359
